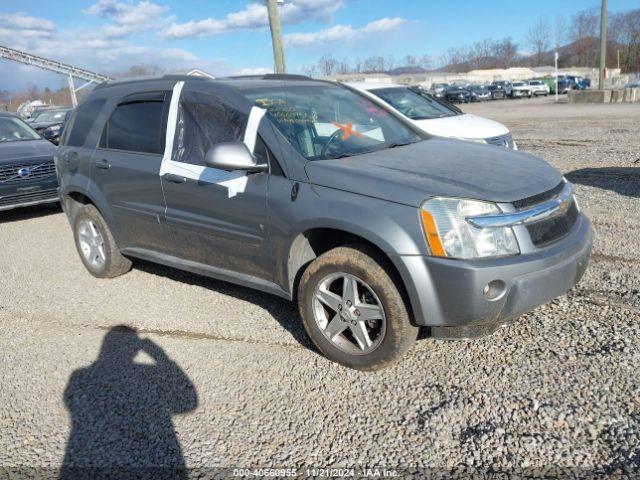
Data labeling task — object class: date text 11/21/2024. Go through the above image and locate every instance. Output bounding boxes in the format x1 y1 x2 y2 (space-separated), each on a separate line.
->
232 468 400 477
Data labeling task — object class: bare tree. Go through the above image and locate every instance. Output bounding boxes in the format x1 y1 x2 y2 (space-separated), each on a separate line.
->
569 8 599 66
554 15 567 51
469 39 496 69
441 48 465 72
527 17 552 66
116 64 165 78
317 54 338 76
336 57 351 75
385 55 397 71
353 57 363 73
363 56 385 72
419 54 433 70
493 38 519 68
610 9 640 72
402 54 417 67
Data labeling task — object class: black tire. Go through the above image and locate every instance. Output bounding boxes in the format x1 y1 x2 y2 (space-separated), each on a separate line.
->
73 204 132 279
298 244 418 371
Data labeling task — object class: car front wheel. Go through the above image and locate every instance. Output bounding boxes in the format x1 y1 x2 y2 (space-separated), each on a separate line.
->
73 204 132 278
298 245 418 370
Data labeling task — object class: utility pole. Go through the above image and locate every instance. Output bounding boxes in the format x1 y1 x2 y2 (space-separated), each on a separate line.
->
267 0 286 74
598 0 607 90
555 51 559 103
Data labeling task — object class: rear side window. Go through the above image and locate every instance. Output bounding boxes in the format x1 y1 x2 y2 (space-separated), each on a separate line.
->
63 99 105 147
101 99 166 154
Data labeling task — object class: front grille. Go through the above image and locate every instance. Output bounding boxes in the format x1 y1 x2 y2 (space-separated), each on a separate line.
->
485 133 514 149
0 188 59 207
526 201 579 247
0 161 56 184
512 182 565 210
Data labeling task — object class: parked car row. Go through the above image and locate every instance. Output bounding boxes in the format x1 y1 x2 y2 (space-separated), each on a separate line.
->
2 74 593 371
430 76 595 103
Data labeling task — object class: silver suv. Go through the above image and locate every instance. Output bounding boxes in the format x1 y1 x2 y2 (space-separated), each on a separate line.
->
56 75 593 370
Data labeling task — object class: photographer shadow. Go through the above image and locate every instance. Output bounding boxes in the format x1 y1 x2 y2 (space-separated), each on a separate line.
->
565 166 640 199
60 326 198 480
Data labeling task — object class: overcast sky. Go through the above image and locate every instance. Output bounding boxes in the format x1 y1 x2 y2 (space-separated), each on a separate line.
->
0 0 637 91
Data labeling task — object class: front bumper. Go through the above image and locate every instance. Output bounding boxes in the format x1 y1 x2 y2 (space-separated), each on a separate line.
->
0 176 59 211
393 214 594 333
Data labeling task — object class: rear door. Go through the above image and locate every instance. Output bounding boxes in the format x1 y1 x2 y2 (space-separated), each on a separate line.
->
92 91 170 252
57 98 107 198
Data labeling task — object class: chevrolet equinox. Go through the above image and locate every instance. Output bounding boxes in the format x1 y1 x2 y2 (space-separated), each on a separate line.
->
56 75 593 370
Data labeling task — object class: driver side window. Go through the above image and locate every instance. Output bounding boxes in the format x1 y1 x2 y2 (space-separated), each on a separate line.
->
173 91 249 166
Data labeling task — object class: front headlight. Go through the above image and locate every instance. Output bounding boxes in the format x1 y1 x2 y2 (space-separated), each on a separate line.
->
451 137 488 144
44 125 61 135
420 198 520 259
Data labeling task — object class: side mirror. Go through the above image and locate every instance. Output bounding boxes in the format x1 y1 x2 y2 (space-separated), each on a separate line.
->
204 142 268 173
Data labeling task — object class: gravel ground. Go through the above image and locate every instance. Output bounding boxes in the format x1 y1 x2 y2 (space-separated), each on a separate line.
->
0 97 639 478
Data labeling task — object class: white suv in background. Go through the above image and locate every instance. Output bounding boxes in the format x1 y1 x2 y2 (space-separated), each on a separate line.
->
346 82 517 150
528 80 550 96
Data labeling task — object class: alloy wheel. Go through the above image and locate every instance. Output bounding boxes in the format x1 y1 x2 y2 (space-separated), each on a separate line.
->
312 272 386 355
77 219 106 269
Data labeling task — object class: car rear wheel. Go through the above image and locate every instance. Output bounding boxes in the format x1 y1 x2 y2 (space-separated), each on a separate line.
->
73 204 132 278
298 245 418 370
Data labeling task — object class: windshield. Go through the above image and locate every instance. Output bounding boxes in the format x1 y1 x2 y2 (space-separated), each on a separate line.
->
0 117 41 143
33 110 67 123
513 82 524 87
241 83 423 161
371 87 456 120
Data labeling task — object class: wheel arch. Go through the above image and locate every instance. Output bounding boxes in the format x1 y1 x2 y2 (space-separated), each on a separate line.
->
286 227 416 323
61 187 116 238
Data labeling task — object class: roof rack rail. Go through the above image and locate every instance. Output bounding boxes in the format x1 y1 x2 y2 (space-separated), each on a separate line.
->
223 74 312 81
161 74 210 81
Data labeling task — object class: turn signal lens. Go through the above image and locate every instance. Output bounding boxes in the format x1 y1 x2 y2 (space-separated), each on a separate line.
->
421 210 447 257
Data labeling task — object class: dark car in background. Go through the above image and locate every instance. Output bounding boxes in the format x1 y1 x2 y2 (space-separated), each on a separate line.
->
565 75 590 90
443 85 471 103
28 108 72 145
26 105 63 122
468 85 492 102
0 112 58 211
430 82 449 98
488 81 512 99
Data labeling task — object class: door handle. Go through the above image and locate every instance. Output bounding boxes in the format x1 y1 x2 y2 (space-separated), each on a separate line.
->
95 159 111 170
162 173 186 184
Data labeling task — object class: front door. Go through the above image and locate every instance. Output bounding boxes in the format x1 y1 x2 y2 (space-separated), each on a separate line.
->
160 82 271 281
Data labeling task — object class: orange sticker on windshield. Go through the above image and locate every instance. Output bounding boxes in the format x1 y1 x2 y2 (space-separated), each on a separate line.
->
332 121 364 141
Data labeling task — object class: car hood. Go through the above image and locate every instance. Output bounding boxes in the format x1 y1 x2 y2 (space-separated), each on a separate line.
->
305 137 563 207
413 113 509 139
0 139 56 163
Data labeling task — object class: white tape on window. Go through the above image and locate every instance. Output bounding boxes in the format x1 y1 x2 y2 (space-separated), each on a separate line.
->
160 82 263 198
160 81 184 177
243 106 267 152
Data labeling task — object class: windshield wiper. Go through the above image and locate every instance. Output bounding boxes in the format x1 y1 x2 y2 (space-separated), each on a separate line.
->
386 141 413 149
324 152 360 160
